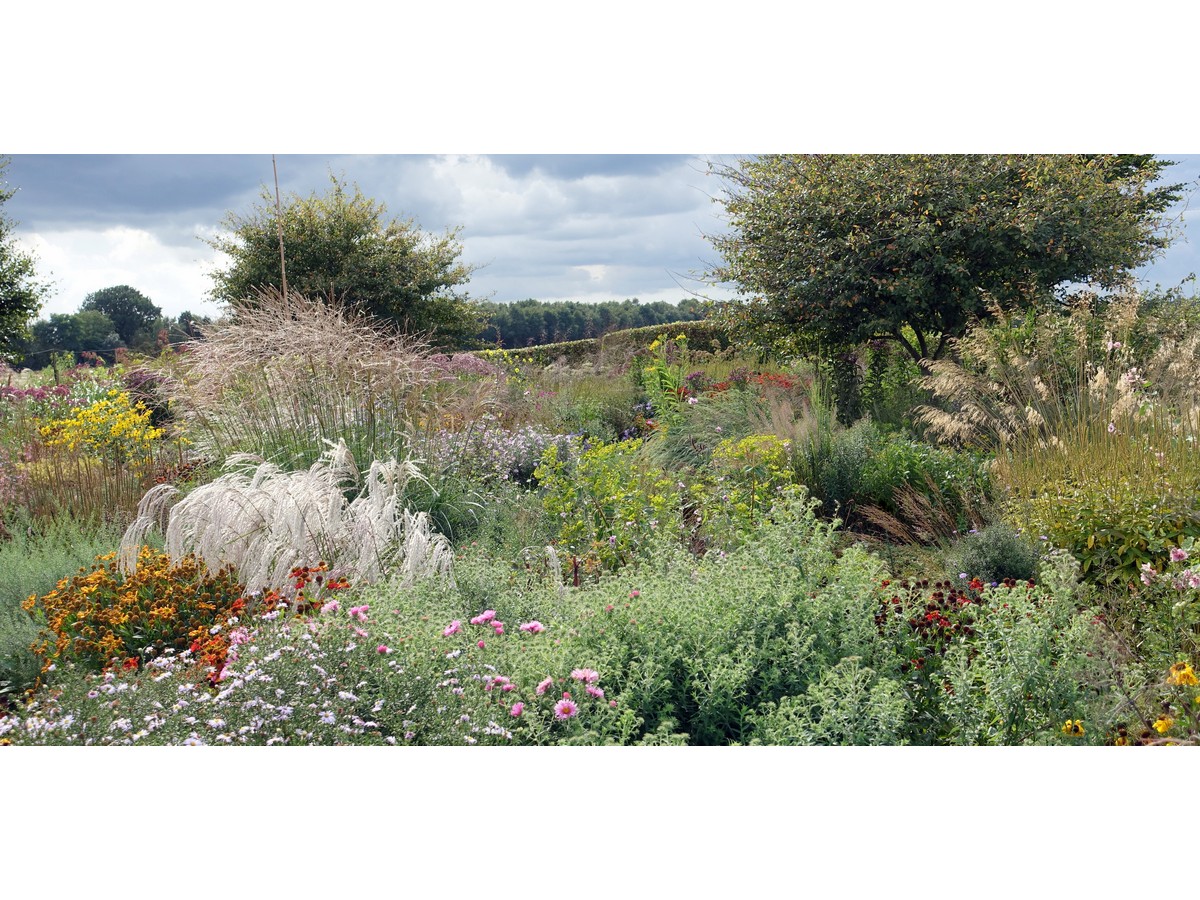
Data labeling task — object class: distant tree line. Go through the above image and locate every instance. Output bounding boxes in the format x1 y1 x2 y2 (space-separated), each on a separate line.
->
475 297 708 348
14 284 210 367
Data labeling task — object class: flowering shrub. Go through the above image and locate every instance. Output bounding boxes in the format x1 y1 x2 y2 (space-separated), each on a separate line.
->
706 434 795 533
38 389 165 463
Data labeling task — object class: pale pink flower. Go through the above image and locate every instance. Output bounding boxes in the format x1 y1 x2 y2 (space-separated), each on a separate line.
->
554 698 579 719
376 645 390 654
354 627 369 638
1170 547 1189 563
510 702 524 717
536 677 554 695
1140 563 1157 586
349 604 370 622
586 685 605 699
443 620 462 637
320 599 340 614
571 668 600 684
609 700 618 708
519 621 545 633
1188 572 1200 590
470 610 497 625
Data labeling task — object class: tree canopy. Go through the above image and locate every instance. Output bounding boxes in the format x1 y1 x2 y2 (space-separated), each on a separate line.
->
80 284 161 347
206 175 480 348
1 156 49 360
709 154 1181 364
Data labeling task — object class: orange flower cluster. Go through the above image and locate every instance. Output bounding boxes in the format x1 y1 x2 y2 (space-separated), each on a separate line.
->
23 547 244 677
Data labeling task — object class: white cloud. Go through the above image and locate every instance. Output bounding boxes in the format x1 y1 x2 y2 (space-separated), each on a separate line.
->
17 227 224 320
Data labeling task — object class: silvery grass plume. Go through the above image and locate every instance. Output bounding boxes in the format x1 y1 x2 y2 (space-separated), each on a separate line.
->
120 440 454 593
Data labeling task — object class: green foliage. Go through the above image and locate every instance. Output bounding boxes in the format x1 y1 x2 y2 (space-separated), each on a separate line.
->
747 658 909 745
1012 475 1200 586
711 154 1179 364
535 438 685 572
80 285 161 348
874 573 1105 744
207 175 480 348
478 297 708 348
0 157 49 362
945 523 1040 584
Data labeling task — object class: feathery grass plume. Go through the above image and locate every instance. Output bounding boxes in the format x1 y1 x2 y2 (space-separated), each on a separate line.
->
119 441 453 592
153 287 456 470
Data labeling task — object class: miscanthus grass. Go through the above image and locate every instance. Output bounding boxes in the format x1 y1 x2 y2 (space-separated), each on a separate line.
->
120 441 454 593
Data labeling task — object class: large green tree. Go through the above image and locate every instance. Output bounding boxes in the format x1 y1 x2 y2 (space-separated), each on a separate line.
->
1 156 49 361
80 284 161 347
206 175 481 348
709 154 1180 365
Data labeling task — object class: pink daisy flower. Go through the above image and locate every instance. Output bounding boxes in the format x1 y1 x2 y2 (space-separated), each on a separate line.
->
510 702 524 717
1170 547 1189 563
535 677 554 695
470 610 497 625
570 668 600 684
553 698 579 719
443 620 462 636
377 645 390 654
519 621 546 633
586 685 605 699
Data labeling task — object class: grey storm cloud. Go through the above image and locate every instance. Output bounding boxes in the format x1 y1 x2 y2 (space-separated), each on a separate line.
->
5 153 1198 318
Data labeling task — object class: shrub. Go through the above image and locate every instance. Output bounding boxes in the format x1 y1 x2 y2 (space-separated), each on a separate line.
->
945 523 1039 584
1011 474 1200 586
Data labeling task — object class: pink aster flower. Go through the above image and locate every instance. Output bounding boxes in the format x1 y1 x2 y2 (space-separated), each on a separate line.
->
1140 563 1157 586
553 698 579 719
443 620 462 637
1170 547 1189 563
470 610 497 625
519 621 545 633
477 640 486 649
354 627 369 638
320 599 340 614
570 668 600 684
535 677 554 695
492 622 505 635
348 604 370 622
586 685 605 699
510 702 524 717
377 645 390 654
629 590 640 598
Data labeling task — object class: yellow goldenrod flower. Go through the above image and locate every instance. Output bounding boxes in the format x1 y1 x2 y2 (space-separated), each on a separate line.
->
1167 662 1199 686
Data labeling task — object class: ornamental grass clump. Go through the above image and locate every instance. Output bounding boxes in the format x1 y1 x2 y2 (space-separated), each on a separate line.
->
917 290 1200 583
120 440 454 594
156 287 451 470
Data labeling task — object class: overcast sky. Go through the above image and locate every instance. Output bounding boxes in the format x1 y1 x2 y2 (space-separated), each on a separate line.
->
4 154 741 320
5 153 1199 322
